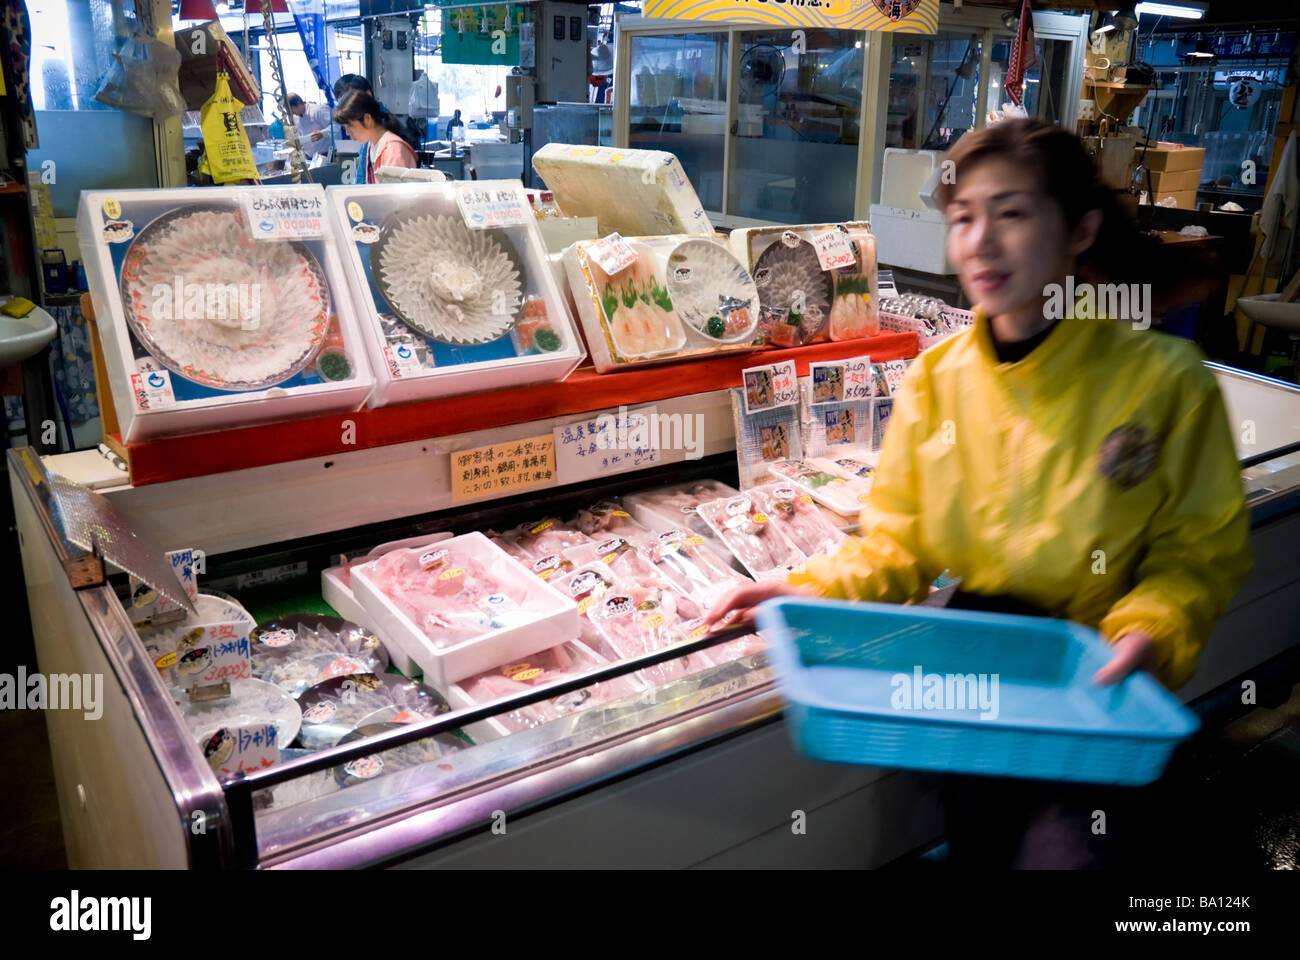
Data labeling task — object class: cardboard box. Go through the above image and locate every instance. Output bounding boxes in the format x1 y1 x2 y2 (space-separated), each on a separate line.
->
1148 167 1201 193
1143 142 1206 173
1155 189 1198 209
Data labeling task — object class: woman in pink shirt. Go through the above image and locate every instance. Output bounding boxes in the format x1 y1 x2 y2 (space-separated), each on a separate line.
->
333 90 418 182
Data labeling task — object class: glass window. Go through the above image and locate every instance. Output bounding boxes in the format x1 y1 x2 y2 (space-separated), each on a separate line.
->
628 32 728 213
727 29 863 223
988 34 1071 124
888 31 981 151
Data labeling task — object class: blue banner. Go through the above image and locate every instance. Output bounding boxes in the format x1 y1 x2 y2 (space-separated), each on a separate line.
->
289 0 334 106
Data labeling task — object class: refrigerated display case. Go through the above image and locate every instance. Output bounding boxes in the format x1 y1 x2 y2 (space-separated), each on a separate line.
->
11 362 1300 869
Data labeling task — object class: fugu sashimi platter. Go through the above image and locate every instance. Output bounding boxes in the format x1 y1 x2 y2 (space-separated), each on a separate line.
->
77 187 373 442
325 181 584 407
562 233 765 372
729 221 881 346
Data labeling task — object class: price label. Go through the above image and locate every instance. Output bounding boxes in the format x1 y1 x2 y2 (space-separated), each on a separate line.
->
199 722 279 777
881 359 909 396
589 232 639 275
809 226 858 271
383 342 422 379
241 190 326 240
456 184 530 230
131 360 175 411
176 622 252 688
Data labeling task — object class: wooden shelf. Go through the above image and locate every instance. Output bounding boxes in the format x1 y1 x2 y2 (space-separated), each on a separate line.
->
111 332 919 487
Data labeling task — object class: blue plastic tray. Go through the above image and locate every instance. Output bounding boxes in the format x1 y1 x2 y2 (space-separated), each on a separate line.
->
756 598 1199 785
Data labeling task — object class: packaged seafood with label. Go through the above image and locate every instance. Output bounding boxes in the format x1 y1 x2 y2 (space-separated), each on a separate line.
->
696 494 806 579
635 528 749 602
748 483 847 559
766 459 873 515
586 579 713 687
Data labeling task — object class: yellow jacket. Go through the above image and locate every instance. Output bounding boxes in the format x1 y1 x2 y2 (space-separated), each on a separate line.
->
790 310 1253 689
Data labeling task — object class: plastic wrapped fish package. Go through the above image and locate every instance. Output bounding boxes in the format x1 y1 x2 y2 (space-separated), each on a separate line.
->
296 672 450 750
562 534 689 597
634 528 748 603
677 617 768 665
766 459 873 516
585 579 714 687
623 479 740 541
574 499 653 539
747 483 848 560
696 493 807 581
357 542 549 650
456 641 642 735
250 614 389 697
332 722 468 789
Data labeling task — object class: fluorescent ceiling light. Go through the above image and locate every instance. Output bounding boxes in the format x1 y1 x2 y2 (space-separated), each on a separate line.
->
1136 2 1207 20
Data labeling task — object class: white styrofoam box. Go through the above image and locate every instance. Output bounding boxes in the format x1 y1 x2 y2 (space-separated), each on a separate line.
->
561 233 764 373
868 204 954 276
531 143 713 238
77 187 374 443
320 531 455 674
350 532 580 688
880 147 944 211
324 181 585 408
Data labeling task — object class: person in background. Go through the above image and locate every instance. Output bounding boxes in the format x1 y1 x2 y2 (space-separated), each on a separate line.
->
286 93 336 159
334 90 417 182
707 119 1252 869
334 74 377 184
445 108 464 141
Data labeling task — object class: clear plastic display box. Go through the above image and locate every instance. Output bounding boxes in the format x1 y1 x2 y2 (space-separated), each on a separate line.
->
77 186 374 442
324 180 585 407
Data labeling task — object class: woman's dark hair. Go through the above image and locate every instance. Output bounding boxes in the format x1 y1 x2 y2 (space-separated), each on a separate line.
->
333 73 371 99
334 90 404 139
936 119 1211 304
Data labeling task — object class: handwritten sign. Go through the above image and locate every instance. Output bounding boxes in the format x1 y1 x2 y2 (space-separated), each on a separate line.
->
554 407 659 485
880 359 909 396
128 548 199 625
451 435 556 502
741 360 799 415
589 232 639 275
175 621 252 688
810 226 857 271
456 184 530 230
810 356 872 407
241 190 326 240
199 722 280 777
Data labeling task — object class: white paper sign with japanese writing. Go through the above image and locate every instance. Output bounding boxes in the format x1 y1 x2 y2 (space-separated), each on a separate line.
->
174 621 252 688
741 360 799 415
241 190 326 239
128 547 199 625
199 722 280 777
456 184 530 230
589 232 639 275
809 356 873 407
808 225 857 271
554 406 660 485
880 359 909 396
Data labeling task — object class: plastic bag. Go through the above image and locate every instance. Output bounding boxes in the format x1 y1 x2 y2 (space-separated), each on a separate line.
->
409 73 441 119
199 72 259 184
95 31 186 120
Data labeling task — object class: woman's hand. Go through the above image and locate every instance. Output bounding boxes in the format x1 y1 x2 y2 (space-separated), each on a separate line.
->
704 580 818 632
1092 630 1159 686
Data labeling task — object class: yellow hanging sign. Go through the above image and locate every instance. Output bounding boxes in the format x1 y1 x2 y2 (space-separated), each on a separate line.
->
199 72 259 184
641 0 939 33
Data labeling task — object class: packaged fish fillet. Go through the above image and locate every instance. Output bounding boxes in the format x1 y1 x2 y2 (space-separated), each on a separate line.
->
555 562 619 645
250 614 389 688
575 499 652 539
562 535 687 599
361 544 546 650
766 459 872 516
623 479 740 541
506 517 593 561
587 580 713 687
809 455 876 483
296 672 450 751
696 493 807 580
748 483 848 559
678 616 767 665
635 528 749 602
457 641 642 735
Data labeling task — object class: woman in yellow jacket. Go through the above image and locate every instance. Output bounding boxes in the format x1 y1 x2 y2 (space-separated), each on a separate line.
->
711 120 1252 868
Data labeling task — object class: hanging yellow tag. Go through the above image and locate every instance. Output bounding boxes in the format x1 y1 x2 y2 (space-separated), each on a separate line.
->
200 72 258 184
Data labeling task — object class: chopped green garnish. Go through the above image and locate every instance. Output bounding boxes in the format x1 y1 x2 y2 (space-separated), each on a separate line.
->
317 351 350 381
621 284 639 309
535 329 561 352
